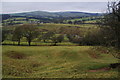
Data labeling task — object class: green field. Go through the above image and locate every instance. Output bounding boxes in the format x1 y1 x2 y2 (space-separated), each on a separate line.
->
2 46 118 78
64 16 100 23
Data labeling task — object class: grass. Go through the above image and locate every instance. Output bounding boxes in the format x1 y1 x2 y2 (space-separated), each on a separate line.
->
2 46 119 78
3 17 38 24
37 23 97 28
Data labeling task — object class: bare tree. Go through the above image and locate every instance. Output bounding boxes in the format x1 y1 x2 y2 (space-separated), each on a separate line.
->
12 25 24 45
100 1 120 49
23 24 39 46
99 1 120 60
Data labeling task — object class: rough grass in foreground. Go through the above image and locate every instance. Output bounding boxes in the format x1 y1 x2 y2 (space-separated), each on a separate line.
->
2 46 119 78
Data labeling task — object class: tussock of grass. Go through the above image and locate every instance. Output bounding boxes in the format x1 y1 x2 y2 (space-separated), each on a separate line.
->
87 50 101 59
5 51 27 59
30 61 44 68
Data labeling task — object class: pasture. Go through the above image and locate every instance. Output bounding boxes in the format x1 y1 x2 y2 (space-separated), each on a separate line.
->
2 1 120 79
2 46 118 78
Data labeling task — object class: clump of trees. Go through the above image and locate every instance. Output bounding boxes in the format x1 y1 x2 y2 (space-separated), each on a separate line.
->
99 1 120 49
99 1 120 60
2 24 40 46
39 30 64 46
59 26 82 45
51 34 64 46
2 24 65 46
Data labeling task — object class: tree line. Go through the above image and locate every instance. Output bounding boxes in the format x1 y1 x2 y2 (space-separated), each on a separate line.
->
2 24 65 46
1 23 113 47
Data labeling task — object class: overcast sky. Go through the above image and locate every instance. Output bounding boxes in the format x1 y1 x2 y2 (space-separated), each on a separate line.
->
1 2 108 14
2 0 109 2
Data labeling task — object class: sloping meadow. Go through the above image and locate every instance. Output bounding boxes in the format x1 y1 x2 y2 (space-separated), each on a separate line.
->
2 46 118 78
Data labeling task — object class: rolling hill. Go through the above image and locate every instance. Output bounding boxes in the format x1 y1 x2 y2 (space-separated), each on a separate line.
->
1 11 102 26
2 11 102 19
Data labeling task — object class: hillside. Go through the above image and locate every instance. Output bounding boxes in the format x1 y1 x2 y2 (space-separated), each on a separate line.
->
3 46 118 78
1 11 102 26
54 11 101 17
10 11 101 17
1 11 102 20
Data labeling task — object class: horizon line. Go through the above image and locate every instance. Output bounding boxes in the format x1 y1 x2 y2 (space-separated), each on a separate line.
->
1 10 105 14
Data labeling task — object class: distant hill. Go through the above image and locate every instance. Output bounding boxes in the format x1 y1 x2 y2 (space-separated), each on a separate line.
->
11 11 59 18
54 11 101 17
10 11 102 18
1 11 103 25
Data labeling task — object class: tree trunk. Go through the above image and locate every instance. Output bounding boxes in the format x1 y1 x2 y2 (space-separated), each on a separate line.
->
28 40 31 46
43 40 46 43
53 42 57 46
117 37 120 48
18 39 20 46
115 26 120 49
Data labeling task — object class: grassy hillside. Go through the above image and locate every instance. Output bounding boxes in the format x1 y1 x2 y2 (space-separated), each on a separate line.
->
2 16 100 26
1 11 102 26
3 46 118 78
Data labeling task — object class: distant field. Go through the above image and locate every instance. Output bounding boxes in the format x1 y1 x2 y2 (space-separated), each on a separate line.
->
64 16 100 23
2 23 97 30
37 23 98 32
37 23 97 28
2 46 118 78
2 17 39 25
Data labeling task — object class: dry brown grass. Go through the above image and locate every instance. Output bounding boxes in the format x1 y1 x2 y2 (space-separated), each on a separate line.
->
5 51 27 59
